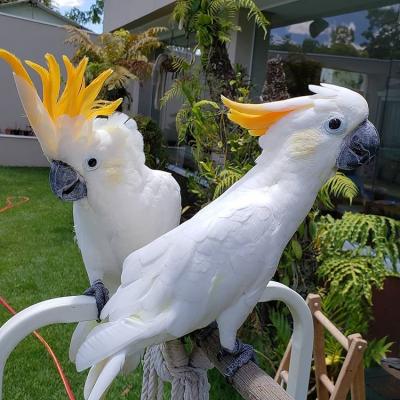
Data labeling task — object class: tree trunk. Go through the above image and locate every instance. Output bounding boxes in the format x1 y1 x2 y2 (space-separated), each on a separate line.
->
203 40 237 102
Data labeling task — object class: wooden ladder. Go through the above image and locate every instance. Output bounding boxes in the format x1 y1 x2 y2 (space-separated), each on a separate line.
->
275 294 367 400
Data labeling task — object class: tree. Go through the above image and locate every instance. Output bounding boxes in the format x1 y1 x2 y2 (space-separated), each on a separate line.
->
172 0 268 101
66 26 166 106
331 25 355 45
65 0 103 25
362 6 400 59
329 25 360 57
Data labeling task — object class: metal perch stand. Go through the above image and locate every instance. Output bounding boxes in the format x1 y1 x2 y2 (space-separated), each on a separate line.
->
0 295 97 400
0 282 313 400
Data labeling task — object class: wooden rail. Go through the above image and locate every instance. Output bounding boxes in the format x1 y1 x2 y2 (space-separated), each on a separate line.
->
275 294 367 400
197 331 294 400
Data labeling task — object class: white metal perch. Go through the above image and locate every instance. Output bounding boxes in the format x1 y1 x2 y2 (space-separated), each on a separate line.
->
0 295 97 400
0 282 313 400
260 281 314 400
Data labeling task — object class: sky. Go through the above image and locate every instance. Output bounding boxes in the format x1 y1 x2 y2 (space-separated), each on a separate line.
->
54 0 102 33
271 10 369 48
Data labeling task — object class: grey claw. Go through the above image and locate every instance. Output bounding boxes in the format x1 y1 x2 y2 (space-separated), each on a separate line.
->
84 279 109 321
222 340 256 378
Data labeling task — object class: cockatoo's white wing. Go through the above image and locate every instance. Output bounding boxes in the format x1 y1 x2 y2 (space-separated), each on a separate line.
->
77 192 276 371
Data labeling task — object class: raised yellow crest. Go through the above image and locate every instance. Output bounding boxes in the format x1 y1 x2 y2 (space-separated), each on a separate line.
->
0 49 122 121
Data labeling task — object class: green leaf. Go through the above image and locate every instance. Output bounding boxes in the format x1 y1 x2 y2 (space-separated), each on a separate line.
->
291 239 303 260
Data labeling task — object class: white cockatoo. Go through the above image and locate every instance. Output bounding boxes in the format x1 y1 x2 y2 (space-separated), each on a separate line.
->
72 84 379 399
0 50 181 357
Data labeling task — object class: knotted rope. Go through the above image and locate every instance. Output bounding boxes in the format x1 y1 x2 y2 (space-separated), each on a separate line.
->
141 340 213 400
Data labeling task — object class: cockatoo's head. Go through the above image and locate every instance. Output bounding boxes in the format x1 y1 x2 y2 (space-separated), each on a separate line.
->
0 50 145 202
222 84 379 178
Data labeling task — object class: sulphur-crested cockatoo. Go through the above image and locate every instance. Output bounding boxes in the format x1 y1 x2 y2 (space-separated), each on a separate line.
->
73 83 379 400
0 50 181 357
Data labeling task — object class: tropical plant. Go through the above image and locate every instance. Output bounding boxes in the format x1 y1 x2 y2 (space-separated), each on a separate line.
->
161 63 222 162
134 114 168 169
160 62 257 201
66 26 166 107
172 0 268 101
316 212 400 367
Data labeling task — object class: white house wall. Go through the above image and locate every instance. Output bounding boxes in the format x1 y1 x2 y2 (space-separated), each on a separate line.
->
0 13 79 132
103 0 175 32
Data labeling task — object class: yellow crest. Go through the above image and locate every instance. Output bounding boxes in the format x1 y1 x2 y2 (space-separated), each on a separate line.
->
221 95 313 136
0 49 122 121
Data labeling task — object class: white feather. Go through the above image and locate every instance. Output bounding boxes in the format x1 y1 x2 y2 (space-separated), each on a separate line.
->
308 84 337 97
86 352 125 400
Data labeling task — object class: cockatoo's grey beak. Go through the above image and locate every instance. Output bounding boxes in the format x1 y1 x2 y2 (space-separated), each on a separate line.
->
336 120 379 170
49 160 87 201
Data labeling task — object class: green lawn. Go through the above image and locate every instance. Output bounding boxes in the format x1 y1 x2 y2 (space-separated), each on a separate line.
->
0 167 239 400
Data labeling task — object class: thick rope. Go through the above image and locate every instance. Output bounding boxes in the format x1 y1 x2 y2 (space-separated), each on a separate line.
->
141 340 212 400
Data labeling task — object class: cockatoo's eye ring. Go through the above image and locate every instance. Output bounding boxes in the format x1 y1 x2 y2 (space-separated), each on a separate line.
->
85 157 99 171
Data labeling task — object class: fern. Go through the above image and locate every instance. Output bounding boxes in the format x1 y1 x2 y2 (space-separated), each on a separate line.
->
160 80 185 108
315 212 400 368
172 0 268 47
268 307 292 346
235 0 269 35
364 337 394 368
318 257 387 307
172 0 191 29
66 26 164 101
170 55 192 73
317 212 400 270
65 26 100 58
317 172 358 210
213 165 249 199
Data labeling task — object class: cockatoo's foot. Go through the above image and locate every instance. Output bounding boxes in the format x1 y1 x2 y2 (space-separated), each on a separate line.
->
83 280 109 321
195 321 218 346
217 339 256 379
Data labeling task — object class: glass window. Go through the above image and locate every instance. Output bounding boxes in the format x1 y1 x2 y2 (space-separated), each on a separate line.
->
267 3 400 217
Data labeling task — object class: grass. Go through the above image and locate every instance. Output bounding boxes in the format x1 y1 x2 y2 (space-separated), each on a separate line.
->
0 167 240 400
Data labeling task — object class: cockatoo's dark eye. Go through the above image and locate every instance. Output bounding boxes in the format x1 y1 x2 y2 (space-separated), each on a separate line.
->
324 115 345 135
88 158 97 168
328 118 341 130
85 157 99 171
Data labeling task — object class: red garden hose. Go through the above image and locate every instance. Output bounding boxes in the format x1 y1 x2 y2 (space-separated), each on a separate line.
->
0 297 76 400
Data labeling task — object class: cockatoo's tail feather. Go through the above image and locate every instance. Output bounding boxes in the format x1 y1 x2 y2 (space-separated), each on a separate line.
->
0 49 122 159
221 95 314 136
